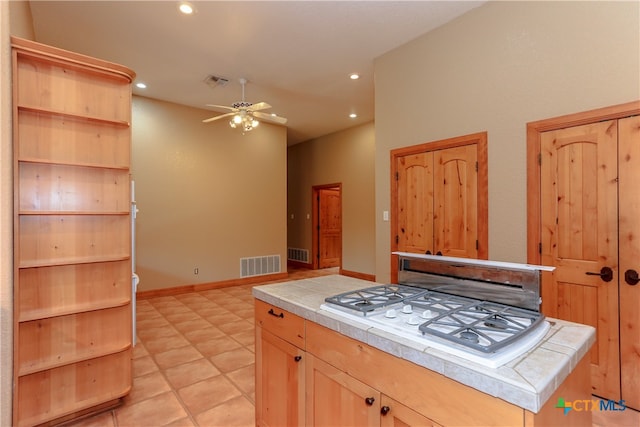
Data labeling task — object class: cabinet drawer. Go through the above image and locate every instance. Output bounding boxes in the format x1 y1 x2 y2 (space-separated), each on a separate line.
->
255 299 304 348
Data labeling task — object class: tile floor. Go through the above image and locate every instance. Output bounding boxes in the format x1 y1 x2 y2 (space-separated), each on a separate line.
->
66 267 639 427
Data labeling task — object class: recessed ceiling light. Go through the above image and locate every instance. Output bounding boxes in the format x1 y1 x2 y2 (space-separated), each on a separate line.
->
178 2 194 15
349 73 360 80
136 82 147 89
349 113 357 118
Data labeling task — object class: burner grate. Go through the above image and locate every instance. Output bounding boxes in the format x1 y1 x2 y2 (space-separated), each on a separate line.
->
324 285 429 314
417 300 544 353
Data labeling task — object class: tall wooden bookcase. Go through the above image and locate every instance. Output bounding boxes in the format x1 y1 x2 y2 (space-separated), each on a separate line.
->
11 36 135 426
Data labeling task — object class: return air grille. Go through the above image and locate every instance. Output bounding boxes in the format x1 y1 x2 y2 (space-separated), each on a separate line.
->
287 247 309 263
240 255 281 278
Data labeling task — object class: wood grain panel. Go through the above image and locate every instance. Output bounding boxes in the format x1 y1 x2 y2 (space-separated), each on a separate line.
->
16 350 131 427
618 115 640 410
18 305 131 375
18 215 130 267
19 163 130 213
18 261 131 321
380 395 441 427
306 321 522 427
15 53 131 122
255 300 305 349
256 328 305 427
17 110 130 168
396 152 433 254
306 353 379 427
433 144 477 258
540 120 620 400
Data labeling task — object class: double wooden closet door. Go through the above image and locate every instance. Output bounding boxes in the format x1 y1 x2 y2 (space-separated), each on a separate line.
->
538 113 639 410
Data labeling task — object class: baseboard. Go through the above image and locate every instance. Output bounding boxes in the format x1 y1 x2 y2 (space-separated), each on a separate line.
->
137 272 289 300
287 260 313 269
339 269 375 282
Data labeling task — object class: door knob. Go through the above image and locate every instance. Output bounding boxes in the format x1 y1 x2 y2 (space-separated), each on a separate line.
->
364 397 375 406
624 269 639 286
585 266 613 282
380 406 390 416
294 355 302 362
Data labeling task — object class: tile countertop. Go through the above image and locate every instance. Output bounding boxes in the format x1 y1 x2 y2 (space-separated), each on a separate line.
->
252 274 596 414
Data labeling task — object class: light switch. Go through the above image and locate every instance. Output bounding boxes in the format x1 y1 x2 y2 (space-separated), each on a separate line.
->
383 211 389 221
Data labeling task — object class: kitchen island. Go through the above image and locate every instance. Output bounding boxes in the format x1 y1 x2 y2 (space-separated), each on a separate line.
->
253 274 595 426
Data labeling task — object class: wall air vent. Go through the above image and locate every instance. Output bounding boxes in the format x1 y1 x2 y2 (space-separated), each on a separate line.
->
287 247 309 263
240 255 281 278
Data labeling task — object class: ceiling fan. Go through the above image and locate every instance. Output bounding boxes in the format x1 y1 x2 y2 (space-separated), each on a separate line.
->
202 78 288 132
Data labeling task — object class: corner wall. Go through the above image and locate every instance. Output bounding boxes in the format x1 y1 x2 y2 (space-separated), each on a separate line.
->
132 96 287 291
287 122 375 276
374 1 640 282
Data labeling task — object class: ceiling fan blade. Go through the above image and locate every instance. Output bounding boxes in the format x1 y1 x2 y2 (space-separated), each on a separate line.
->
250 102 272 111
205 104 237 113
254 111 288 125
202 112 235 123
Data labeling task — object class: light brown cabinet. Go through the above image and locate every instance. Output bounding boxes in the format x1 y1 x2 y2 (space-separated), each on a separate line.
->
255 298 591 426
12 36 135 426
390 133 488 279
306 353 440 427
255 300 305 426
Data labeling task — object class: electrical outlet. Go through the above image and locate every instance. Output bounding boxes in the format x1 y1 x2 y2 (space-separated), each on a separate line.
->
194 267 199 275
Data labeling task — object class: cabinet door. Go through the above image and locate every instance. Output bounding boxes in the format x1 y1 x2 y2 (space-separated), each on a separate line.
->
433 144 478 258
306 354 380 427
380 395 441 427
256 328 305 427
395 144 479 258
396 152 434 254
619 115 640 410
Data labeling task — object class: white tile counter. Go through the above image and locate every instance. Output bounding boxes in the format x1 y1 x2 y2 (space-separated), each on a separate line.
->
253 274 595 413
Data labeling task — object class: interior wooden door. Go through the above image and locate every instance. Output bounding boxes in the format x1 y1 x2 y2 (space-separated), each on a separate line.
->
540 120 620 400
317 187 341 268
433 145 478 258
396 152 434 254
618 115 640 410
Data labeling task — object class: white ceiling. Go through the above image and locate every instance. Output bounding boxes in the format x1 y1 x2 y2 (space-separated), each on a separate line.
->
29 1 484 145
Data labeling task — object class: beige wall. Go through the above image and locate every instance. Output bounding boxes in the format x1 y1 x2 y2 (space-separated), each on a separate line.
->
132 96 287 291
374 1 640 282
287 122 375 276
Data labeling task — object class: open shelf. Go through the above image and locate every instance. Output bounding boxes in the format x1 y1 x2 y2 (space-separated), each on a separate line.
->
12 35 135 426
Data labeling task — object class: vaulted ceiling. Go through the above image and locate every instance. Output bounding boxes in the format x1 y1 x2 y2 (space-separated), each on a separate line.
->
29 1 484 144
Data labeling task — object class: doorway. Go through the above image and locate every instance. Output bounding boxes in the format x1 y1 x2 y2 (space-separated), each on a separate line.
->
312 184 342 269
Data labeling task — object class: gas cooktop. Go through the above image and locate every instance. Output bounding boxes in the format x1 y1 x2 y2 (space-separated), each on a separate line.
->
320 253 554 368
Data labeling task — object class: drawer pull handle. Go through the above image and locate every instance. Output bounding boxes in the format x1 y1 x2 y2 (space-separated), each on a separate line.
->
381 406 390 416
294 355 302 362
268 308 284 318
365 397 375 406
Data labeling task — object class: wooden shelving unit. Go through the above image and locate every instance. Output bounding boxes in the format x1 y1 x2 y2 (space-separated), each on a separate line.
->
11 36 136 427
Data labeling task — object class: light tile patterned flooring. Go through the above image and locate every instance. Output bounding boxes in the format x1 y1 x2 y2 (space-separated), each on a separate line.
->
67 267 639 427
